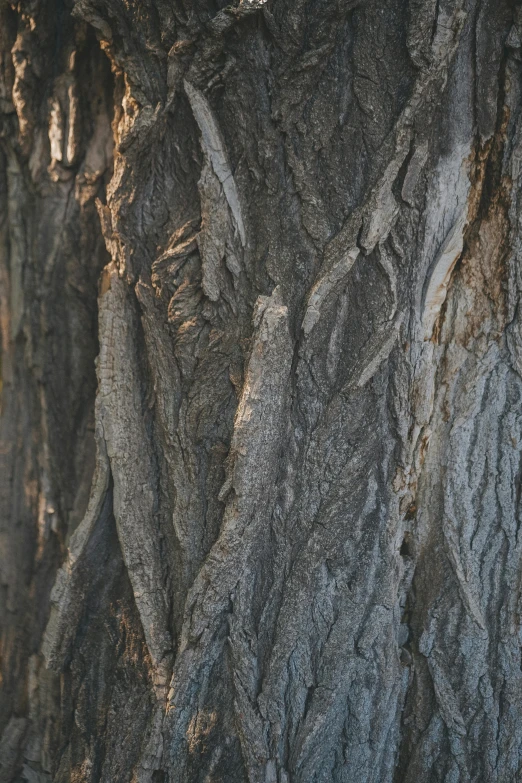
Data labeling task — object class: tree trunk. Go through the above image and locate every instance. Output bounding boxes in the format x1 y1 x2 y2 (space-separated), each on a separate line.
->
1 0 522 780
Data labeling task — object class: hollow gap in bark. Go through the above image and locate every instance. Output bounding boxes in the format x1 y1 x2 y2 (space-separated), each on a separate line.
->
400 532 413 558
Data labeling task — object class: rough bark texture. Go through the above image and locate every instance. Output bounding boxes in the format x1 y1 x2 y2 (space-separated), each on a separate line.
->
2 0 522 781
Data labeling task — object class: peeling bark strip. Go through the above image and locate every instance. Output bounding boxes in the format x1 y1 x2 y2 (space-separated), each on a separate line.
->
97 264 174 686
184 80 246 248
3 1 522 782
167 287 293 778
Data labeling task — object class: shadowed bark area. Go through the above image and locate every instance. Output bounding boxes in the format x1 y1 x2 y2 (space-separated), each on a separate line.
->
1 0 522 781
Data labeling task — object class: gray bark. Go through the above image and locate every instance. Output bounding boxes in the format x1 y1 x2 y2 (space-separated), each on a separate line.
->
1 0 522 781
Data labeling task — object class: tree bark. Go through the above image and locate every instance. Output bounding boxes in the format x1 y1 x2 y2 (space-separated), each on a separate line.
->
1 0 522 781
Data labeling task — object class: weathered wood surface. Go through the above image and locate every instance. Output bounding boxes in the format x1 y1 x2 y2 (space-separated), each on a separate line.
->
2 1 522 781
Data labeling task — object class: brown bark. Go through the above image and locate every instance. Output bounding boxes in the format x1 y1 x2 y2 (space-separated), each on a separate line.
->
1 1 522 781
